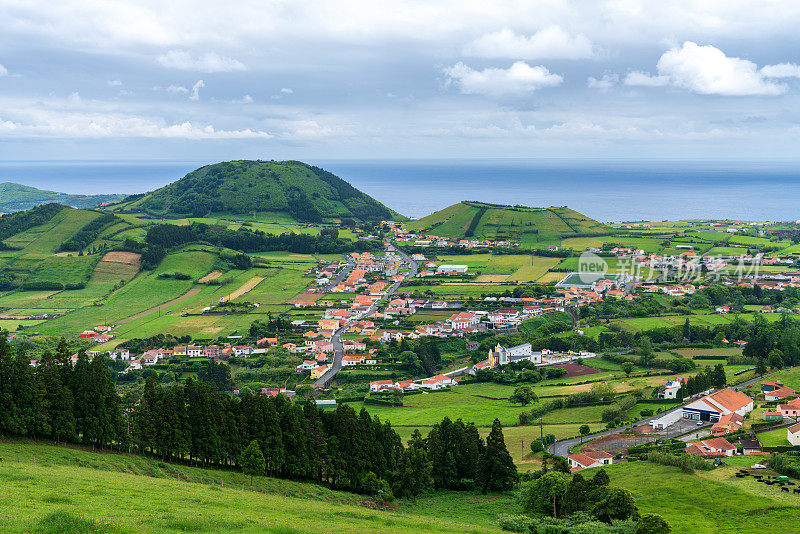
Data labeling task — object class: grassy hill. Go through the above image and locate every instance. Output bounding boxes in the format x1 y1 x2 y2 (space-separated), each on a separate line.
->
405 202 609 246
2 440 800 534
111 160 403 223
0 440 500 534
0 182 125 214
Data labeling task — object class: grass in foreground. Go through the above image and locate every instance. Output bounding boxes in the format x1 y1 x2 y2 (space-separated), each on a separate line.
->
0 440 498 534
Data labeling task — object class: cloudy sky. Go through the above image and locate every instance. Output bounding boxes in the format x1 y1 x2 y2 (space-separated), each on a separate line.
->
2 0 800 160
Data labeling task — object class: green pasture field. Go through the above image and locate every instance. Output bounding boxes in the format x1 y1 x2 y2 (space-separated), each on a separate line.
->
23 255 100 289
34 250 216 336
349 388 531 427
0 319 46 330
617 312 782 332
231 266 311 305
599 236 664 253
402 283 515 298
403 309 455 323
706 246 750 256
673 348 743 358
2 208 99 255
607 461 800 534
0 441 495 534
553 256 638 272
768 366 800 390
558 236 604 250
507 256 562 282
756 428 791 447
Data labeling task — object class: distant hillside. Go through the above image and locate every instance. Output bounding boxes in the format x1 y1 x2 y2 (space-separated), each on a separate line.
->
0 182 125 214
112 160 403 223
405 201 609 246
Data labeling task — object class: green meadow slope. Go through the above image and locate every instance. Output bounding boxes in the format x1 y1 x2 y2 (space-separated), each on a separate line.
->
111 160 403 223
0 441 499 534
405 202 609 246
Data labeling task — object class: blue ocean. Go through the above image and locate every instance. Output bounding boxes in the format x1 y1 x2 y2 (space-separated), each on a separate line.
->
1 159 799 222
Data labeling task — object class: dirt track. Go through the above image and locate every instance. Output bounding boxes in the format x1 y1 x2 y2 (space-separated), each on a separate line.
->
117 286 203 325
198 270 223 283
225 276 264 300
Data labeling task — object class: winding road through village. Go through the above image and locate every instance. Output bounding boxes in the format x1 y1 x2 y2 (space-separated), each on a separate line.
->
313 242 418 388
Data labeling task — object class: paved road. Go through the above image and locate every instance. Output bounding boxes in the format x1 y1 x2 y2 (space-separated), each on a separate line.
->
319 256 356 293
313 242 418 388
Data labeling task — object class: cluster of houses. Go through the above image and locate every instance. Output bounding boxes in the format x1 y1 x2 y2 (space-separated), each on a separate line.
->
115 338 280 373
78 325 115 343
649 379 800 456
369 373 458 393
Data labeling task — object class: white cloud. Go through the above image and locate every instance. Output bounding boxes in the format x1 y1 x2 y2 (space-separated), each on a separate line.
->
189 80 204 101
587 73 618 90
623 71 670 87
0 109 271 139
464 27 595 60
760 62 800 78
156 50 247 73
107 79 122 86
280 88 293 94
443 61 562 96
166 84 189 94
0 64 8 77
631 42 786 96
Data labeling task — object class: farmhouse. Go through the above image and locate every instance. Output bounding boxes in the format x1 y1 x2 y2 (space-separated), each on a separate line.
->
761 380 784 393
681 388 753 422
567 451 613 471
788 423 800 446
370 380 395 392
447 312 479 330
777 398 800 418
764 386 796 401
657 379 686 399
685 437 736 456
710 413 744 435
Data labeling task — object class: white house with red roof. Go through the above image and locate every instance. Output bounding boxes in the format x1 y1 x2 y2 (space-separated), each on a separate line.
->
296 360 318 371
370 380 395 392
681 388 753 422
685 437 736 456
447 311 479 330
342 354 365 366
567 451 613 471
765 386 796 401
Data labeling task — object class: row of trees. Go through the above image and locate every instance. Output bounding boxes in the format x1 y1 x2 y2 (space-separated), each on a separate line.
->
143 222 380 255
424 417 518 492
0 337 125 447
0 335 517 500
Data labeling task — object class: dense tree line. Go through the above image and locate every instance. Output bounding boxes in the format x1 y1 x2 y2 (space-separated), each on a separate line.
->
0 337 126 448
0 334 516 500
677 363 727 398
60 212 119 251
118 238 165 270
143 222 380 255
